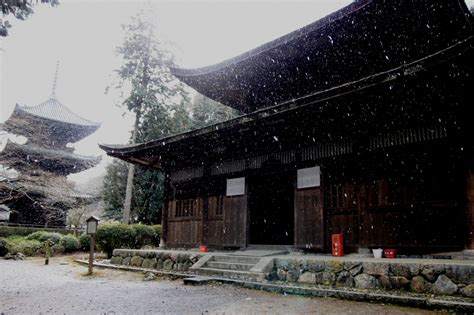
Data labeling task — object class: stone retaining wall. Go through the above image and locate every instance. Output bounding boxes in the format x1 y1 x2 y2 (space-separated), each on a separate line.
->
110 249 203 272
108 249 474 299
271 258 474 298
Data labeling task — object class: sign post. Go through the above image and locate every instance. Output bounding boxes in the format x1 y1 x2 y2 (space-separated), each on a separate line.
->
86 216 100 275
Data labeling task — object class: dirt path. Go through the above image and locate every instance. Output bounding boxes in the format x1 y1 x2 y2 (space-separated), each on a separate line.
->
0 256 440 314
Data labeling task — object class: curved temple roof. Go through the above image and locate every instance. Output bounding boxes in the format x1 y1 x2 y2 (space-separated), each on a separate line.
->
171 0 474 113
4 97 101 147
16 98 100 128
101 34 474 169
100 1 474 169
1 140 101 175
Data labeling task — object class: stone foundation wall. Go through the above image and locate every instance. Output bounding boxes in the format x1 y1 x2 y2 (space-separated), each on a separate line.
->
110 249 203 272
271 258 474 298
108 250 474 299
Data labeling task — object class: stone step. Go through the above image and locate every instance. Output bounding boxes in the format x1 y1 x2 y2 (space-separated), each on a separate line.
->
206 261 255 271
245 245 292 252
212 255 260 264
183 276 215 285
193 267 266 282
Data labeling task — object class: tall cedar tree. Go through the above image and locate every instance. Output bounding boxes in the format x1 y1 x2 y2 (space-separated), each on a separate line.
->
102 12 190 224
102 13 240 224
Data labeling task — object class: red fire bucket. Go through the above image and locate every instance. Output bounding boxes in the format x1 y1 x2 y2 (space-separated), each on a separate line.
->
384 249 397 258
200 245 208 253
331 234 344 257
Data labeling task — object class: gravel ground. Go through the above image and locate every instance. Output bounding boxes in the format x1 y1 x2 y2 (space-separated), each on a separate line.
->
0 256 440 314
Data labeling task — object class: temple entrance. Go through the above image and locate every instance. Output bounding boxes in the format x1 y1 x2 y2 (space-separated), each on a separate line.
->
248 165 294 245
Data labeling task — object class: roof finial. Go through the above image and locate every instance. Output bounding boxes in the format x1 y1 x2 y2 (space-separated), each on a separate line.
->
51 61 60 99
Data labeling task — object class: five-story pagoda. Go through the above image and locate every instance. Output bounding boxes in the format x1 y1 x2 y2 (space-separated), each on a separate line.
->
0 75 101 226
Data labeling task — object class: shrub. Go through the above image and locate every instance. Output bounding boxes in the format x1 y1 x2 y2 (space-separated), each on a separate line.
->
52 244 65 254
6 237 42 256
79 234 91 251
152 225 161 246
0 226 71 238
26 231 49 241
37 232 63 245
26 231 64 245
60 235 79 252
93 224 161 258
0 237 7 256
96 224 136 258
131 224 156 248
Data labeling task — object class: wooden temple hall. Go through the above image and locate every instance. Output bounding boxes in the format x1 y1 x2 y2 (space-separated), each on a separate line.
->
101 0 474 254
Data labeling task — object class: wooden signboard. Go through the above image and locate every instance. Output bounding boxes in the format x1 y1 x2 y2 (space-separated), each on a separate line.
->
297 166 320 189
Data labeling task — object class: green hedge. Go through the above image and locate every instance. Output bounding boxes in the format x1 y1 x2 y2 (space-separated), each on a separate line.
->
95 224 161 258
5 237 43 256
0 226 72 238
0 224 161 258
60 235 79 252
152 225 161 245
26 231 63 244
132 224 156 248
79 234 91 251
3 231 81 257
96 224 135 258
25 231 49 241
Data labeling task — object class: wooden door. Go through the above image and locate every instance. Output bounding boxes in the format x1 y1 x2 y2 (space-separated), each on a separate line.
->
223 195 247 247
294 187 324 249
248 171 294 245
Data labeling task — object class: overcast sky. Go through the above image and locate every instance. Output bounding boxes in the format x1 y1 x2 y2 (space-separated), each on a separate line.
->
0 0 352 183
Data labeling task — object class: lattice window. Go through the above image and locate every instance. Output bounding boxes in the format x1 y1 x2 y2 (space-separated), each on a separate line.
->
207 196 224 217
175 199 196 218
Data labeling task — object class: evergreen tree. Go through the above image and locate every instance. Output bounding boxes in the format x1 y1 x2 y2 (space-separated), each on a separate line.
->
191 94 239 129
132 167 164 224
101 14 240 224
101 160 127 221
102 12 190 224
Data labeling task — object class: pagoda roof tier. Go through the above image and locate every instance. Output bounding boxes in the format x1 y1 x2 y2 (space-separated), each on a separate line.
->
171 0 474 113
0 140 101 175
100 37 474 170
4 98 100 148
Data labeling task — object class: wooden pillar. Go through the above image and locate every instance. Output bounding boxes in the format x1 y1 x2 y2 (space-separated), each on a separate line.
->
357 183 370 252
200 167 211 247
355 136 371 255
200 195 209 246
160 173 170 248
466 169 474 250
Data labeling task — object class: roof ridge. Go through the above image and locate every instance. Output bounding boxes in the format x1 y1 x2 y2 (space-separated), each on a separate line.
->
17 97 101 128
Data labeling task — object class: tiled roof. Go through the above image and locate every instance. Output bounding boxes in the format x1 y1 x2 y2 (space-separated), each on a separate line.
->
17 98 100 128
2 140 101 174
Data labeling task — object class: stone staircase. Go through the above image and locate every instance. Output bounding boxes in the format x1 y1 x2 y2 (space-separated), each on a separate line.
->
190 254 272 282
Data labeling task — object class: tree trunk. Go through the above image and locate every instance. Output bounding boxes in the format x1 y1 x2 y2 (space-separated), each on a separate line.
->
123 111 140 224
